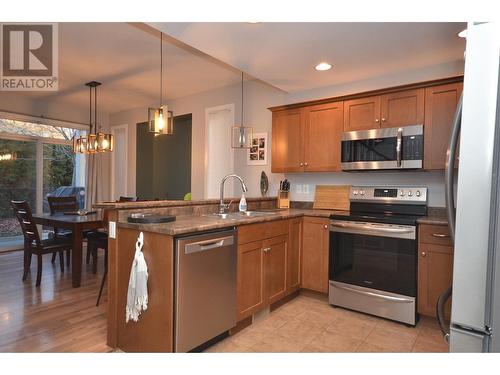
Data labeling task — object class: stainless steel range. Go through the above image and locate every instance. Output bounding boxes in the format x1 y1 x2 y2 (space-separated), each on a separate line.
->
328 186 428 326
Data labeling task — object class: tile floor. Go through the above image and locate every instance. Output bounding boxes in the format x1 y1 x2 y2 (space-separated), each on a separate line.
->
205 294 449 353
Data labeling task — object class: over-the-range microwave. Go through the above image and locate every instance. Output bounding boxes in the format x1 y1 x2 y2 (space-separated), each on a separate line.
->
341 124 423 171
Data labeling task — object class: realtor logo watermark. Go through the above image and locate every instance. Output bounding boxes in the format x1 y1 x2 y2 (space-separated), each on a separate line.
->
0 23 58 91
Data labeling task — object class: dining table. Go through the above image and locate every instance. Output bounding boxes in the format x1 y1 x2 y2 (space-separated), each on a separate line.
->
32 212 103 288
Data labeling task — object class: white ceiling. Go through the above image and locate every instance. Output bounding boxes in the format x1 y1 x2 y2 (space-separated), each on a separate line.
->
3 22 241 116
151 22 467 93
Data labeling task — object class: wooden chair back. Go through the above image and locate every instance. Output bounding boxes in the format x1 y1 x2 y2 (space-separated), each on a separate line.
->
10 200 41 248
47 195 78 214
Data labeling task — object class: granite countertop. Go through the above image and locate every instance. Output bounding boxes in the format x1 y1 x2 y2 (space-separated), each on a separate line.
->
416 207 448 226
94 196 275 210
117 208 344 236
117 205 450 236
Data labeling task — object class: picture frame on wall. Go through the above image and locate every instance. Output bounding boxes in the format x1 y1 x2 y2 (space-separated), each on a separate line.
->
247 132 267 166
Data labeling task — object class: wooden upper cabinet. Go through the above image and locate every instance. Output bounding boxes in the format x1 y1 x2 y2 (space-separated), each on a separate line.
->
380 88 424 128
303 102 343 171
301 217 329 293
424 82 463 170
343 95 381 131
271 108 304 173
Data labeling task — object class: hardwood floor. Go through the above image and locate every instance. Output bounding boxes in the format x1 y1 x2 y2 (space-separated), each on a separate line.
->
0 250 112 352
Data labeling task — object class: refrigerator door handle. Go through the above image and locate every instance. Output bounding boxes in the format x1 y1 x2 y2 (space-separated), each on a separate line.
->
445 92 463 242
438 92 463 342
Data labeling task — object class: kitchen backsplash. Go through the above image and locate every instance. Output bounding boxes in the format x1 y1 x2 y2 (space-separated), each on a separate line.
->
282 171 449 207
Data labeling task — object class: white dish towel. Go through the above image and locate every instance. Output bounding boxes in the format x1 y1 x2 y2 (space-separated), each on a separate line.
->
126 232 149 323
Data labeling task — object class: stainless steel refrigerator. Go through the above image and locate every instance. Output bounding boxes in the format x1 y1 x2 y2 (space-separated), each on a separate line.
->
444 22 500 353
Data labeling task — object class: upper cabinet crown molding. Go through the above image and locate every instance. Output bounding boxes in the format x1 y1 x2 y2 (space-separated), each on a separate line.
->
268 75 463 112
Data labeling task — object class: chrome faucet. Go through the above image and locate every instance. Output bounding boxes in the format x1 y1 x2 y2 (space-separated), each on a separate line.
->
219 174 248 214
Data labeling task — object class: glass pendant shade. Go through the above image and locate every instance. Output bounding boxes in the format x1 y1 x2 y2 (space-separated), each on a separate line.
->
86 133 98 153
97 132 114 152
231 125 253 149
148 107 173 135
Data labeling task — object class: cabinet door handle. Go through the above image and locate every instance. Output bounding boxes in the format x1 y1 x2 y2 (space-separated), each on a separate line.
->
304 162 308 166
263 247 271 254
375 118 380 123
381 117 386 122
421 251 427 257
432 233 450 238
324 225 328 229
299 162 304 167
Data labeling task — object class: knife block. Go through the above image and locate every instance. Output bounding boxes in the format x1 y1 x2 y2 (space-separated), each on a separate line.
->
277 190 290 209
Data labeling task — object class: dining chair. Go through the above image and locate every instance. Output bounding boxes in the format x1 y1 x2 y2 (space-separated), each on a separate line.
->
47 195 78 267
11 200 73 287
92 196 137 306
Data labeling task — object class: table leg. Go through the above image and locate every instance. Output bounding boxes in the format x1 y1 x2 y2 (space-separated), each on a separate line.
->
72 228 83 288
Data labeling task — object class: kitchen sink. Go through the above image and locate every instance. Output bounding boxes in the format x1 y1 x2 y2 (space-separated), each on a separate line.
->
204 210 284 220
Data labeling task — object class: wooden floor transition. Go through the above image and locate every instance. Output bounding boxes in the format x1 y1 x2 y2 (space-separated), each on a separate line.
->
0 250 112 352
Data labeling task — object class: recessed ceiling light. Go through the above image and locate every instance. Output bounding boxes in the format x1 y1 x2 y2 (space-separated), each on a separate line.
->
315 62 332 71
458 29 467 38
247 21 261 24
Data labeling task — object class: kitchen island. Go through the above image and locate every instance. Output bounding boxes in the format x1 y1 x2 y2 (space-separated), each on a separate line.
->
96 197 449 352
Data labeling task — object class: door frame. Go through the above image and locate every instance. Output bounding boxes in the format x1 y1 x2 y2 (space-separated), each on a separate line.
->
110 124 129 201
204 104 235 199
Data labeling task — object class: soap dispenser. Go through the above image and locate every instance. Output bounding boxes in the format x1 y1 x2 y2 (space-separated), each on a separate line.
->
239 193 247 212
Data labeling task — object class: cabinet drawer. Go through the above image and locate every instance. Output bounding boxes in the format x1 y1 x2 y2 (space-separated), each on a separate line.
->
419 224 453 246
238 219 288 245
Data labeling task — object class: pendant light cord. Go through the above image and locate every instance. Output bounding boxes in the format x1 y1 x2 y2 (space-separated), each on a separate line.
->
95 84 97 133
89 84 92 134
241 71 243 125
160 32 163 107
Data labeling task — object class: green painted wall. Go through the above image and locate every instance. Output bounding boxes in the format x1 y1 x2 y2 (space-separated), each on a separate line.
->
136 114 192 200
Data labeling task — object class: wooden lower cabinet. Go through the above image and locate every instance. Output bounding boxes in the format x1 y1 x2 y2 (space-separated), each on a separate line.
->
237 240 265 319
237 220 295 320
264 235 288 304
301 217 330 293
418 225 454 319
287 218 302 292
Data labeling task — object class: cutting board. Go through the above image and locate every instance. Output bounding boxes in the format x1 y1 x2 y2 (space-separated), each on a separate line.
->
313 185 351 211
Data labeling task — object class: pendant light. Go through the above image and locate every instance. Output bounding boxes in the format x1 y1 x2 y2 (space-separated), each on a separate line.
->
0 151 17 161
148 32 173 135
231 72 253 148
73 81 113 154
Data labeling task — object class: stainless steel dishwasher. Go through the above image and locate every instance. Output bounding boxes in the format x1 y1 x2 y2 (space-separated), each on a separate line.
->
174 229 237 352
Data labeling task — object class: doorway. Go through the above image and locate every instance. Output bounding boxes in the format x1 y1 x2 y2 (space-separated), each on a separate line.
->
111 124 128 201
136 114 192 200
205 104 235 199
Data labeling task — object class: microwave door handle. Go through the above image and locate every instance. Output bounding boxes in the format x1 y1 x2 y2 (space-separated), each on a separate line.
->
396 127 403 168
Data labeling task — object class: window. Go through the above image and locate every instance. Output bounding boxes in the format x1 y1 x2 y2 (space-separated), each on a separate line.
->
0 116 87 251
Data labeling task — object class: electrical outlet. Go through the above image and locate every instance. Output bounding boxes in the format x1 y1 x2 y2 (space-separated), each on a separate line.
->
296 184 303 194
109 221 116 239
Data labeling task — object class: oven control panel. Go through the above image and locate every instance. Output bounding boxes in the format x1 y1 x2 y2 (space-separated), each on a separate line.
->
350 186 427 204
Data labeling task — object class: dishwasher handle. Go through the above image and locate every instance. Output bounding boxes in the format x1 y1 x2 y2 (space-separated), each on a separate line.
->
184 235 234 254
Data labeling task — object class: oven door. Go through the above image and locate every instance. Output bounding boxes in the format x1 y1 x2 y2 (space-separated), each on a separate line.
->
329 220 417 297
341 125 423 170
